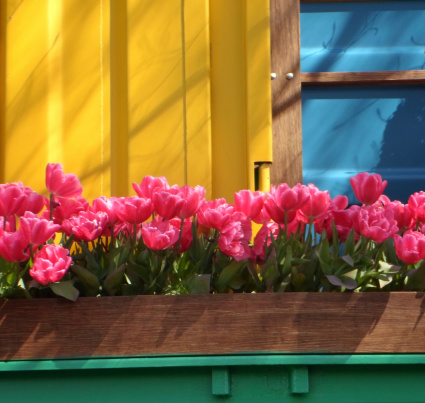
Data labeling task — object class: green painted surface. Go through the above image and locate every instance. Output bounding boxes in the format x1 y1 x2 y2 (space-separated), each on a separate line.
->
2 355 425 402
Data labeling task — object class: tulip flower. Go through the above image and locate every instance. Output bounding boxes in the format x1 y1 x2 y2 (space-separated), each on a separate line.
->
43 196 89 224
91 196 120 226
384 200 414 232
355 205 398 243
46 163 83 198
311 195 349 240
264 183 309 225
132 175 170 199
176 185 206 219
29 244 72 285
218 212 252 261
66 211 109 242
298 184 331 224
234 190 265 220
0 230 30 262
169 217 193 252
19 212 60 247
408 191 425 224
0 215 16 232
115 196 154 224
141 220 180 250
0 182 27 218
152 189 185 220
197 199 235 230
350 172 387 205
394 230 425 265
252 222 281 261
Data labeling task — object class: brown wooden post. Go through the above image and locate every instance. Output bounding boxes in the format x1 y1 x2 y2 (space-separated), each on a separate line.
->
270 0 303 187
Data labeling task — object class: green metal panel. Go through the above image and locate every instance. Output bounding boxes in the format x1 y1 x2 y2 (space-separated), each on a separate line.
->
2 355 425 402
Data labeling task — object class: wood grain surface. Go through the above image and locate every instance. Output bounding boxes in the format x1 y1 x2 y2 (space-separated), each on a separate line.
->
270 0 303 187
2 293 425 360
301 71 425 86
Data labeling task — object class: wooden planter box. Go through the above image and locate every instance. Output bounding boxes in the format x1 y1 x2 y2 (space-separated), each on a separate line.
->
1 292 425 361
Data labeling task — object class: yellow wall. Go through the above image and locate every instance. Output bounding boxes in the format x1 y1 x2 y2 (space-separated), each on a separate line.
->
0 0 272 202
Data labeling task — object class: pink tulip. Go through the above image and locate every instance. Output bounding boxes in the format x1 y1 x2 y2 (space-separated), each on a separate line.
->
218 213 252 261
355 205 398 243
251 205 271 225
115 196 153 224
264 183 309 225
394 230 425 265
91 196 120 226
176 185 206 219
152 189 185 220
17 184 45 216
252 222 281 261
0 230 30 262
169 217 193 252
66 211 109 242
0 182 44 217
132 175 170 199
298 184 331 224
29 244 72 285
197 199 235 230
141 220 180 250
312 194 349 239
19 212 60 247
0 183 27 217
0 215 17 232
384 200 414 232
350 172 387 205
46 163 83 198
269 183 310 210
408 191 425 223
234 190 265 219
43 196 89 224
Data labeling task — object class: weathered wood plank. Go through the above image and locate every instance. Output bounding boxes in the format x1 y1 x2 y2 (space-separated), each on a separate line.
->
301 70 425 86
270 0 303 187
1 293 425 360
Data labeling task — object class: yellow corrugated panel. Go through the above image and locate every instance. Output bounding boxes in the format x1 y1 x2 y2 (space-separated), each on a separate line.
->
210 0 272 201
126 0 212 196
1 0 271 201
2 0 110 198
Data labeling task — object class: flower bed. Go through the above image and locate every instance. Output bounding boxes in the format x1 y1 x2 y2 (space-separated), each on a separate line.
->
1 164 425 300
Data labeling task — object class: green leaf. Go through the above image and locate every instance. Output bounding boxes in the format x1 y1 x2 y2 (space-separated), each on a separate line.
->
103 264 126 296
343 229 355 256
261 254 280 292
216 261 245 293
280 248 293 276
184 274 211 294
316 234 333 276
341 255 354 267
325 275 357 290
331 221 339 259
378 261 401 274
50 281 79 302
71 265 100 292
405 262 425 291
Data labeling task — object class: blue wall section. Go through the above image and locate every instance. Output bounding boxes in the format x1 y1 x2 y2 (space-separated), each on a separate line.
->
302 86 425 203
301 1 425 73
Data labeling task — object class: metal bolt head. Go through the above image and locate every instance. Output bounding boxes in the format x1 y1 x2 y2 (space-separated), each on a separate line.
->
286 72 294 80
271 73 277 80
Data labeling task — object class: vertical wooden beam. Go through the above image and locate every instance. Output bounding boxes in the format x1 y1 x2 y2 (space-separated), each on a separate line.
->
270 0 303 186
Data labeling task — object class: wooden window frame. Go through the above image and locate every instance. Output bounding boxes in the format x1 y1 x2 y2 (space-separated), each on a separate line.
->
270 0 425 186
